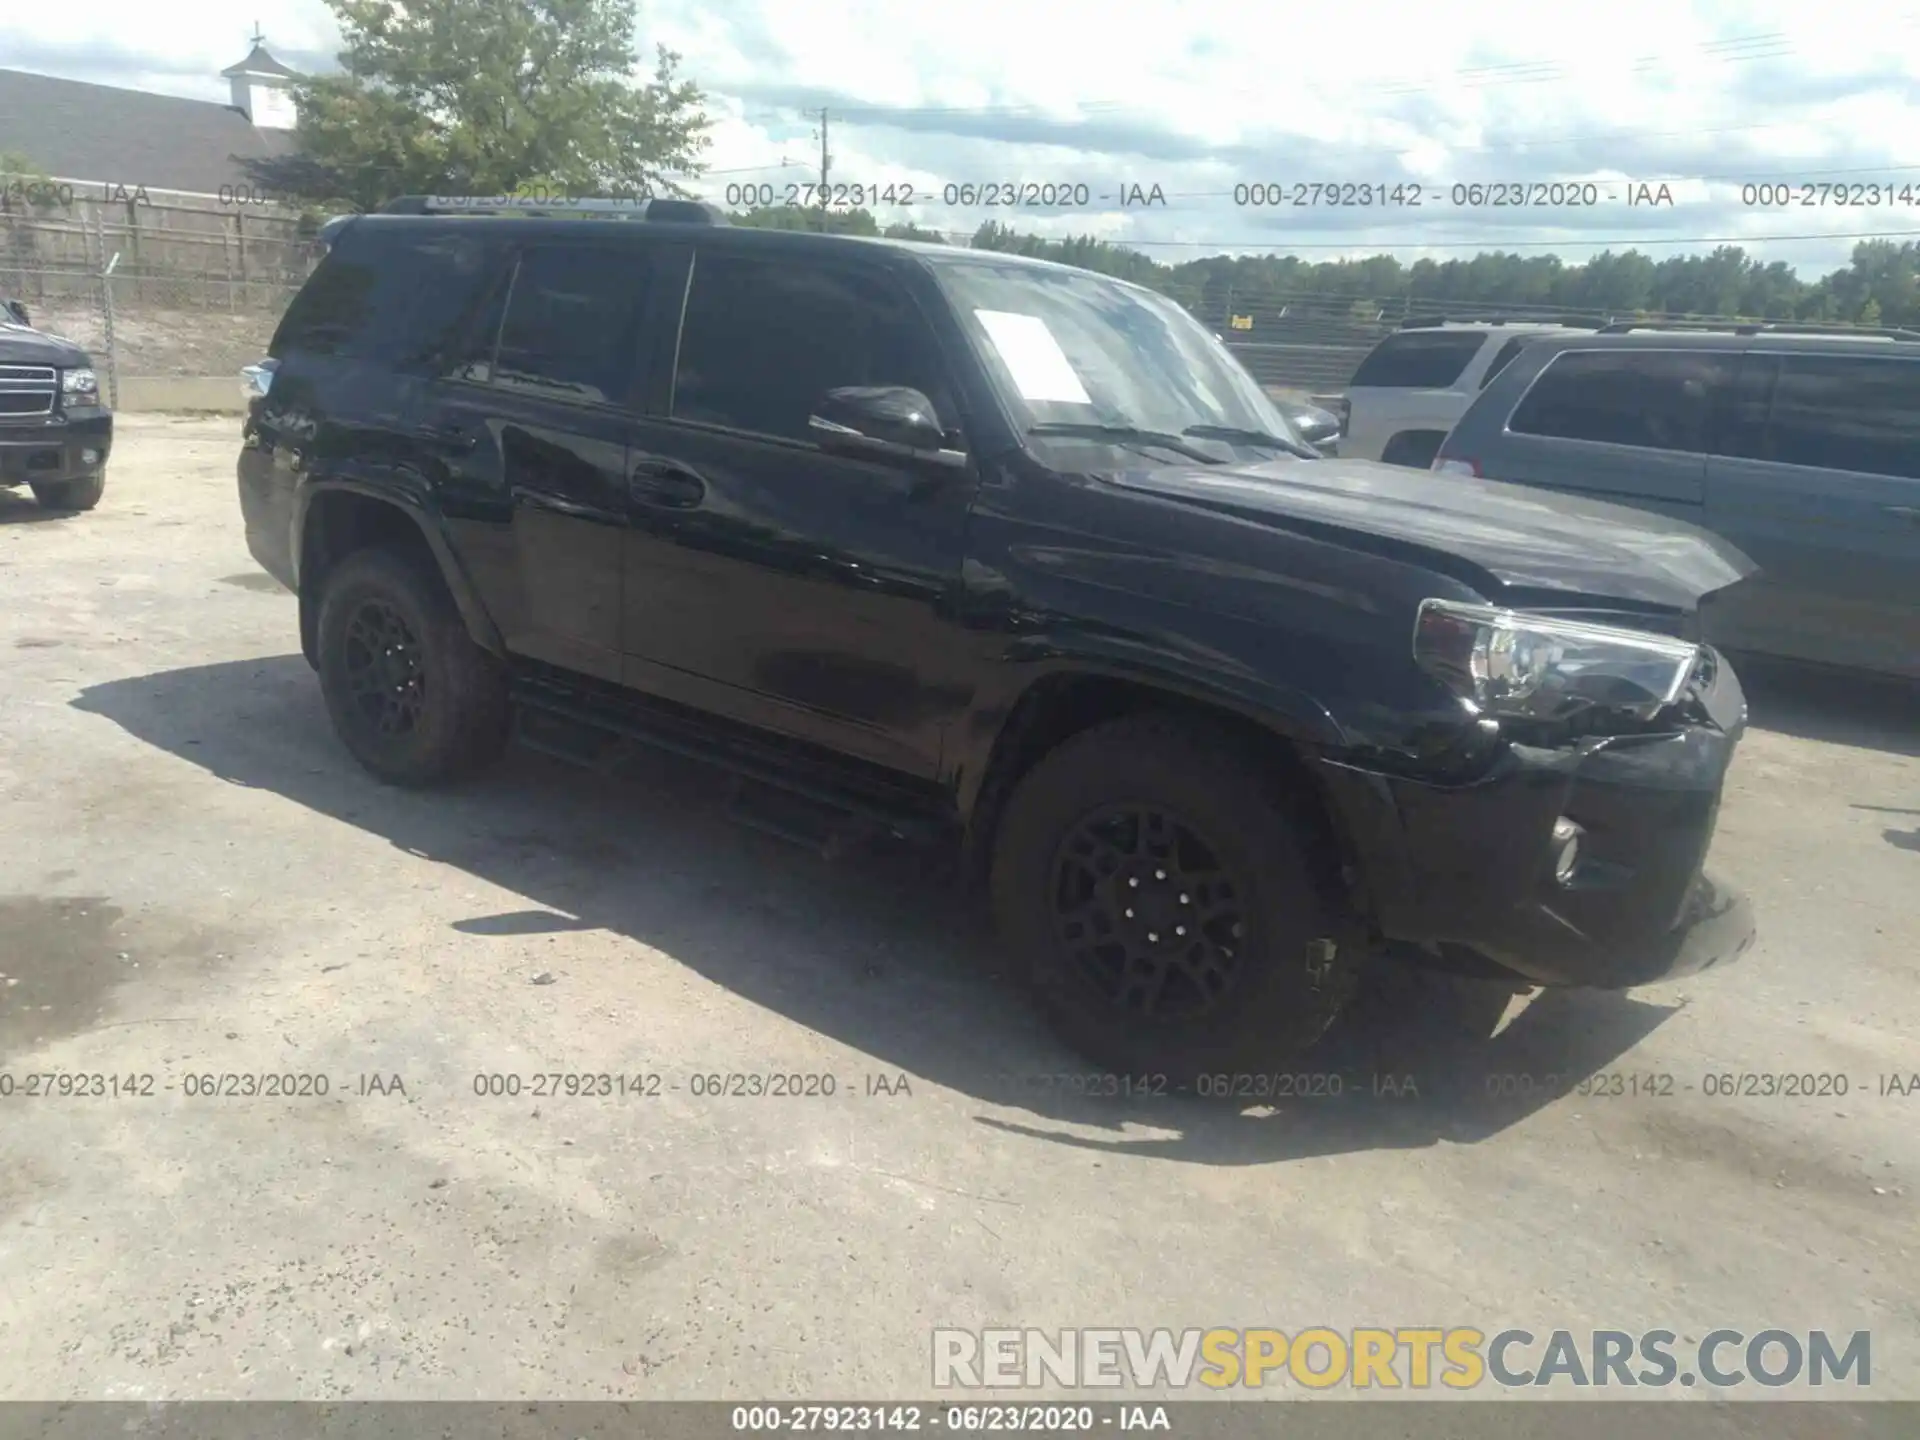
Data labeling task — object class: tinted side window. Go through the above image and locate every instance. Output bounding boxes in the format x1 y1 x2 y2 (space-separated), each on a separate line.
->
1508 349 1733 453
671 253 949 441
272 227 498 365
492 245 650 404
1479 335 1535 388
1731 354 1920 480
272 253 373 357
1349 331 1486 388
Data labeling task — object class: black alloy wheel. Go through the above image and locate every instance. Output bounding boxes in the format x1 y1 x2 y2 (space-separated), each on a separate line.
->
314 546 510 786
342 598 429 737
1050 803 1248 1023
990 713 1361 1081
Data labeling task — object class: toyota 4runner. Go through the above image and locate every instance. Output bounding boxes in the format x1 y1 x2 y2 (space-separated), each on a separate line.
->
236 197 1757 1082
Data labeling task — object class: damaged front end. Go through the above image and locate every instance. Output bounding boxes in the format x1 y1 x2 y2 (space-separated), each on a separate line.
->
1318 598 1756 990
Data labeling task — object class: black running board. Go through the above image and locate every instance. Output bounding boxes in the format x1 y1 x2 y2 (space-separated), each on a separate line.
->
510 683 953 853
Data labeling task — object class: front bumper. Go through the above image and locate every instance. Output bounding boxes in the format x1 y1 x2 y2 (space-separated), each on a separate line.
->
0 409 112 486
1319 654 1756 989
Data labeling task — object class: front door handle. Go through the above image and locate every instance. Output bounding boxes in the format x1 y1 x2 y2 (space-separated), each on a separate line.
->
630 459 705 508
1885 505 1920 525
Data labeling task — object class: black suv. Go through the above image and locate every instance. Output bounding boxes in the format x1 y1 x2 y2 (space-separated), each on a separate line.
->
237 197 1757 1080
1 297 112 511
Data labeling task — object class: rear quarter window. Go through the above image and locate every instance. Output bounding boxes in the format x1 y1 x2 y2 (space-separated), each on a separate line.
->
1478 335 1536 388
1349 331 1488 388
271 225 502 367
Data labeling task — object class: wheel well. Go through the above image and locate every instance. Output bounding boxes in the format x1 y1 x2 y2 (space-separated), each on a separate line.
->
298 492 438 665
963 674 1369 920
1380 430 1447 468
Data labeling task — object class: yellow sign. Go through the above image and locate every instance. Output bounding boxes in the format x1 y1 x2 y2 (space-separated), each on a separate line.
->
1229 314 1253 330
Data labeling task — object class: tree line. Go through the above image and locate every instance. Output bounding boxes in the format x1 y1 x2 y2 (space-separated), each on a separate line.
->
723 209 1917 329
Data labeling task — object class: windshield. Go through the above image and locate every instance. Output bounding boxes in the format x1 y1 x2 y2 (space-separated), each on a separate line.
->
932 260 1306 459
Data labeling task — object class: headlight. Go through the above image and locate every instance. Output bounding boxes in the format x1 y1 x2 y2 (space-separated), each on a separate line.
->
61 367 99 401
1413 599 1701 723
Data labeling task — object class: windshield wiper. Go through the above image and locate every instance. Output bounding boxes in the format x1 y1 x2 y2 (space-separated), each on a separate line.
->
1027 422 1225 465
1180 423 1317 459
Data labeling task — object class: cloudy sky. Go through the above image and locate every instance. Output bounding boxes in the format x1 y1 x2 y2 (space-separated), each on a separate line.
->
5 0 1919 274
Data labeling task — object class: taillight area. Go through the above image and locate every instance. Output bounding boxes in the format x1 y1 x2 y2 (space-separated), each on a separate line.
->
1433 457 1479 477
240 358 278 400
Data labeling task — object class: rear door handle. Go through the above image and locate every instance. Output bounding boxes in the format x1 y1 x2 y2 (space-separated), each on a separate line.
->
630 459 705 508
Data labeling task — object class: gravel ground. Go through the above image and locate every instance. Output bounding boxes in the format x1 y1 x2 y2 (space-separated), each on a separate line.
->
0 416 1915 1404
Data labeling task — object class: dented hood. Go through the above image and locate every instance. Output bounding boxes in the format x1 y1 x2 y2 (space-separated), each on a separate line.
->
1106 455 1756 611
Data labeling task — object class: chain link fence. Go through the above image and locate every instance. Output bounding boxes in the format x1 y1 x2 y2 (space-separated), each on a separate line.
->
1 198 317 407
2 199 1830 406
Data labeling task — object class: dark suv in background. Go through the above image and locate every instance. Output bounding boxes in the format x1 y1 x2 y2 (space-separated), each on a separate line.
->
237 197 1757 1081
0 296 112 511
1437 324 1920 680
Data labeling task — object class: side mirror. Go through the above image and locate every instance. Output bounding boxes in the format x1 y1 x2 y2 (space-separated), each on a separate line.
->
3 300 28 327
808 386 966 469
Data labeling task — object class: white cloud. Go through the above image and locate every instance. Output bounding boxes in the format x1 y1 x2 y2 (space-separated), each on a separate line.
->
5 0 1918 273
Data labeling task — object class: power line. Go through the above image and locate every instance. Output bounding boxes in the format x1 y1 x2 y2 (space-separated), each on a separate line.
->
1096 162 1920 204
810 20 1914 122
1067 228 1920 251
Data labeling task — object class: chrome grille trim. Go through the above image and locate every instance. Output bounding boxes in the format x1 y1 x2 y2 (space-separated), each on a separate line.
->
0 365 58 416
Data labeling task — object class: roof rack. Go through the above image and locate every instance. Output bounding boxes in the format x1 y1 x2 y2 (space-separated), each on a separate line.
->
1397 315 1607 330
1596 320 1920 341
376 195 727 225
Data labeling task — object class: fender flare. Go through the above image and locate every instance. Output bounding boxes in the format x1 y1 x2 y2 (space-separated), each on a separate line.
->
293 476 507 664
951 639 1350 824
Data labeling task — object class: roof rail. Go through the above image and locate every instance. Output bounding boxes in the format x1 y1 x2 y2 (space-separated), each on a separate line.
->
1398 315 1607 330
376 195 727 225
1596 319 1920 341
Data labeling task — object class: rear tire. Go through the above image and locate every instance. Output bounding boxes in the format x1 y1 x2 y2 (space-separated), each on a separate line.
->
314 547 510 786
30 471 105 511
1379 431 1445 469
989 714 1360 1087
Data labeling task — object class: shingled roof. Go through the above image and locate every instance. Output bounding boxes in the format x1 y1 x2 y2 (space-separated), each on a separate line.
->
0 68 302 197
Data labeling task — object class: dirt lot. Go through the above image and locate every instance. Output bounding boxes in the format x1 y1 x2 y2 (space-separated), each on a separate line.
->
0 417 1916 1402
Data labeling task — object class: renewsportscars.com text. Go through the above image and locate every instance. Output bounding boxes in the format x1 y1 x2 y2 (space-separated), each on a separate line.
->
931 1327 1872 1390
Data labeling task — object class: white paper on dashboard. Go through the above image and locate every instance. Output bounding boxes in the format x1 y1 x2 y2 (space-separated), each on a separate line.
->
973 310 1092 404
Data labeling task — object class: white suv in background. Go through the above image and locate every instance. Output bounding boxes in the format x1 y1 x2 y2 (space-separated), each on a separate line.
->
1333 319 1601 467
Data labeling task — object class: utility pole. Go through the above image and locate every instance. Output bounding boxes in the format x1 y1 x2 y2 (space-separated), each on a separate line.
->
815 107 831 230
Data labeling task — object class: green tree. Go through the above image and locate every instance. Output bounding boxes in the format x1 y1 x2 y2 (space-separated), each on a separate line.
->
731 204 881 235
0 151 67 212
268 0 711 211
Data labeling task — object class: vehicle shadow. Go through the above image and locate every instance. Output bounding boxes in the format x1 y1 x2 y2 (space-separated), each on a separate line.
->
1734 653 1920 759
72 656 1678 1168
0 489 68 526
1852 804 1920 854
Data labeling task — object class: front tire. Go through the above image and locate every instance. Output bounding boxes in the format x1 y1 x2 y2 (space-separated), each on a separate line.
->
314 547 509 786
990 715 1360 1085
31 471 105 511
